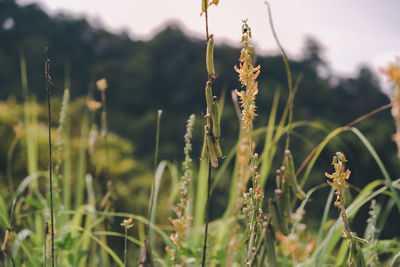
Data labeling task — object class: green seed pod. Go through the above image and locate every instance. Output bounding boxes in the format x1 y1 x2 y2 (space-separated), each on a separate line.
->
268 198 288 235
281 172 292 217
202 0 207 12
212 96 220 138
205 81 213 115
201 126 208 159
214 139 223 158
265 225 277 266
283 149 306 200
275 169 282 189
213 0 219 4
206 35 216 77
206 130 218 168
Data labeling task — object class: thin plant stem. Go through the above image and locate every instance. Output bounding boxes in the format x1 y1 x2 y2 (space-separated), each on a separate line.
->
265 1 294 151
201 2 213 265
201 161 212 267
100 88 110 182
148 110 163 219
123 227 128 267
44 46 55 267
6 135 19 193
44 221 48 267
154 110 162 171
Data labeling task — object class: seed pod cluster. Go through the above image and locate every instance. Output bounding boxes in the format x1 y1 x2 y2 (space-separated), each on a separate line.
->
202 81 223 168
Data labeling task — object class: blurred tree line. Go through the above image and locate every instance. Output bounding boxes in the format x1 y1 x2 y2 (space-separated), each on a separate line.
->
1 0 399 236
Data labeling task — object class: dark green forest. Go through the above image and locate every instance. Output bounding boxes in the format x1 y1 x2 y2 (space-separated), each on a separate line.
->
1 0 399 241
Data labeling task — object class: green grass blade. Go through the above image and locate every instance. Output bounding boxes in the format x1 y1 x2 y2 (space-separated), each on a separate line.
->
61 89 72 212
0 194 10 227
317 188 334 245
62 210 172 248
75 113 89 209
73 225 124 267
391 250 400 267
300 127 347 187
259 89 279 185
350 127 400 211
149 160 168 249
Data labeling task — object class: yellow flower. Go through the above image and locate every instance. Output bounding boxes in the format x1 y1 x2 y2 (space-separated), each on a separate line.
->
96 78 108 91
382 59 400 157
120 217 133 229
86 99 102 111
325 152 351 206
381 64 400 85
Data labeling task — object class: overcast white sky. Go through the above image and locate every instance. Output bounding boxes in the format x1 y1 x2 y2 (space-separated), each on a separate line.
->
18 0 400 80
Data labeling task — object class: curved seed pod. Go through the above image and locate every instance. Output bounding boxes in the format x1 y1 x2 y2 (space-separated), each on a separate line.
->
275 169 282 189
281 170 292 217
202 0 207 12
214 139 223 158
265 225 277 267
201 126 208 159
205 81 213 115
212 96 220 138
283 149 306 200
213 0 219 4
205 113 212 136
206 130 218 168
206 35 216 77
268 198 288 235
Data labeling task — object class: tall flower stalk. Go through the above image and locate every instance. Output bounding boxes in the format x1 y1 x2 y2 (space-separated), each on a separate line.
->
233 20 264 265
200 0 222 266
325 152 366 267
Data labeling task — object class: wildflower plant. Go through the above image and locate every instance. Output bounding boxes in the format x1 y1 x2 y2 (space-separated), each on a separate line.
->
199 0 223 265
325 152 366 266
121 217 133 267
167 114 195 262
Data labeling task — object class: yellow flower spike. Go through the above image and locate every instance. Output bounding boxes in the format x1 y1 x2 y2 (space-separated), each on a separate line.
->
234 20 260 129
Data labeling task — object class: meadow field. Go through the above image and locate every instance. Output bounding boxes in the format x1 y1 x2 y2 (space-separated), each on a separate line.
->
1 0 400 266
